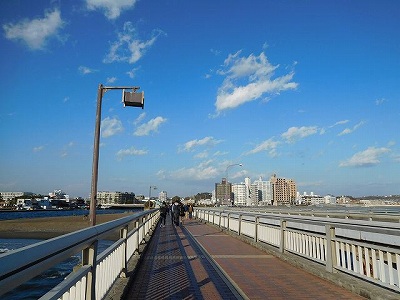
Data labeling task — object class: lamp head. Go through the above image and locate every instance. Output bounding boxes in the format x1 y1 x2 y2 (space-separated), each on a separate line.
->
122 90 144 109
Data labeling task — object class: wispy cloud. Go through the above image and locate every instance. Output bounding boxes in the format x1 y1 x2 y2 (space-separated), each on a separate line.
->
375 98 386 105
329 120 349 128
33 145 45 152
339 147 390 167
133 112 146 125
78 66 97 75
246 138 280 157
101 116 124 138
169 160 219 180
338 121 365 136
3 9 64 50
281 126 320 143
86 0 138 20
134 116 167 136
181 136 223 152
106 76 117 83
103 22 165 64
194 151 209 159
126 67 140 78
214 51 298 112
116 146 147 160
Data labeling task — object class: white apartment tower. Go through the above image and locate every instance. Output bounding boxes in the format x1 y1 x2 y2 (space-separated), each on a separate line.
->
232 183 247 206
252 177 273 206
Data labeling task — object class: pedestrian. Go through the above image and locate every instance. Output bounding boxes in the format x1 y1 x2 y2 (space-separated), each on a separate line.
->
184 204 189 221
180 202 186 225
172 200 181 226
170 203 174 223
159 202 167 227
188 204 194 219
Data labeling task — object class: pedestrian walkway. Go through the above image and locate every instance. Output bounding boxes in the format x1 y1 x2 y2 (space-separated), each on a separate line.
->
123 216 365 299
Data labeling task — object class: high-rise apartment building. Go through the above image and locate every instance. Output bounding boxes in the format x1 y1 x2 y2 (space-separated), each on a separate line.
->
159 190 167 203
232 183 246 206
251 177 273 205
270 174 296 206
215 178 231 205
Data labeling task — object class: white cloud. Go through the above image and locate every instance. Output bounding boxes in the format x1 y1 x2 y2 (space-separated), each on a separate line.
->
33 145 45 152
375 98 386 105
194 151 209 159
134 116 167 136
281 126 319 143
3 9 64 50
106 76 117 83
215 51 298 112
181 136 223 152
246 138 280 157
170 160 219 180
338 121 365 136
339 147 390 167
103 22 165 64
86 0 137 20
330 120 349 128
101 116 124 137
126 67 140 78
79 66 96 75
133 112 146 125
116 146 147 160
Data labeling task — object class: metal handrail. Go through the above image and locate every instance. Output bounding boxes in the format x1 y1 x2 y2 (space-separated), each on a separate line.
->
195 208 400 293
0 209 158 299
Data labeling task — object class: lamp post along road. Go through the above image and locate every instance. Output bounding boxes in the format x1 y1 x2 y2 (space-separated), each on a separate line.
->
89 84 144 226
147 185 157 209
225 163 243 206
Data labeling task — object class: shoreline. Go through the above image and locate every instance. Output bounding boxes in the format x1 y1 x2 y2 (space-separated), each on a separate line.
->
0 213 130 240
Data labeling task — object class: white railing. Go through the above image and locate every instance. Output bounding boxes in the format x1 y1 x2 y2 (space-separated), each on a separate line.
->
195 208 400 293
0 209 159 300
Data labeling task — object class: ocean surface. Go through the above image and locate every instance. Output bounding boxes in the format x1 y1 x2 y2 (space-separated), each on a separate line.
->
0 209 142 300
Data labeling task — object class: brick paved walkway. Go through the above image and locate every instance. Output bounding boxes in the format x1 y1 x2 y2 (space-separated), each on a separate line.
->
124 216 365 299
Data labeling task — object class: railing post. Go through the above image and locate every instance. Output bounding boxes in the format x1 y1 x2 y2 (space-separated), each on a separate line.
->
280 219 286 253
219 211 222 228
254 216 259 242
238 214 242 235
135 220 140 253
82 241 98 300
227 213 230 231
325 225 336 273
120 225 128 278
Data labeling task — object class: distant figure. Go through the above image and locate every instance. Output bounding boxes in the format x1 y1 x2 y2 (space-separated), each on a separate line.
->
172 201 181 226
180 203 186 225
159 202 167 228
184 204 189 221
188 204 194 219
170 203 174 223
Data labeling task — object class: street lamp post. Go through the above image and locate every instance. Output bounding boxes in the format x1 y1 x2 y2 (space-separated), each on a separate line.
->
89 84 144 226
225 163 243 206
147 185 157 209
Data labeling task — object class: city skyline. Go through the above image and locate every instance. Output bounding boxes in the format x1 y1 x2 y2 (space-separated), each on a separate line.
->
1 1 399 198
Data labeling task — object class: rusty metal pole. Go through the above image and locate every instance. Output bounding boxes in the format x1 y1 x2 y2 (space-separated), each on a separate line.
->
89 84 104 226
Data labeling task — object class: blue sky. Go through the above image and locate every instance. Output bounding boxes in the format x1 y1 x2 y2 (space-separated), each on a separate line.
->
1 0 399 198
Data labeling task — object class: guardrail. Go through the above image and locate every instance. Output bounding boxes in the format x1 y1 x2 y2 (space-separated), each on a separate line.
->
194 208 400 293
0 209 159 299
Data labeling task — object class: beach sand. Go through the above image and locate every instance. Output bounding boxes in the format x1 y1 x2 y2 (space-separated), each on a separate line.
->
0 213 131 239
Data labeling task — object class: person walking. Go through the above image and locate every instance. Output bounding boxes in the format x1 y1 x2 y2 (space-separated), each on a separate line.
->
188 204 194 220
172 200 181 226
159 202 167 227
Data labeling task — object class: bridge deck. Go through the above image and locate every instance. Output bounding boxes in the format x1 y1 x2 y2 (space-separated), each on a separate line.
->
123 216 364 299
